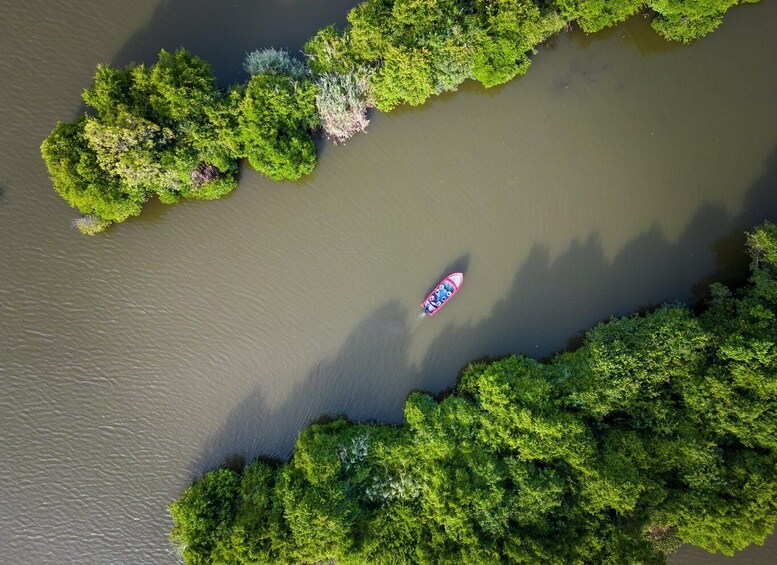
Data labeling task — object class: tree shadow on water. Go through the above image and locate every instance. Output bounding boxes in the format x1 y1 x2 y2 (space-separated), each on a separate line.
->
193 145 777 475
194 300 416 469
109 0 362 84
423 255 470 295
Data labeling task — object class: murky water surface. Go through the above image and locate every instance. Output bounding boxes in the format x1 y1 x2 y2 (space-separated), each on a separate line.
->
1 1 776 562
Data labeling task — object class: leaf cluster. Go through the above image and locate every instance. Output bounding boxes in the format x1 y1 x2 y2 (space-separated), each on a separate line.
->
230 73 319 182
304 0 755 112
41 50 240 231
41 49 320 231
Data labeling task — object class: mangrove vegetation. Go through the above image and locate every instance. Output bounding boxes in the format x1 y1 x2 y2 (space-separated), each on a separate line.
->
41 0 759 233
169 223 777 564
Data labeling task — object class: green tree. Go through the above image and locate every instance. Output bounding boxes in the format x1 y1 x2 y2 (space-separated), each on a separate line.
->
221 461 292 564
341 0 478 110
647 0 742 43
40 118 144 230
233 73 319 181
470 0 565 88
41 49 238 231
552 0 643 33
169 467 241 565
80 49 238 202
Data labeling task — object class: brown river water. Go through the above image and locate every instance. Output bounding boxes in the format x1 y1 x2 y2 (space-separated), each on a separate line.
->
1 1 776 562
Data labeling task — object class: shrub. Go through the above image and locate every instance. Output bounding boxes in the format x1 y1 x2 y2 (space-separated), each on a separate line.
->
71 215 112 235
559 0 644 33
304 26 359 75
234 73 319 181
41 49 239 231
41 118 145 223
315 71 372 143
244 48 309 81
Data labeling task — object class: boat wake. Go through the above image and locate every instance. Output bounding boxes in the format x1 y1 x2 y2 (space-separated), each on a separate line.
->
403 312 425 333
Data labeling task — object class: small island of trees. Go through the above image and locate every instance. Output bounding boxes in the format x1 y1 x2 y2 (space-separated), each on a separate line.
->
41 0 757 233
169 223 777 564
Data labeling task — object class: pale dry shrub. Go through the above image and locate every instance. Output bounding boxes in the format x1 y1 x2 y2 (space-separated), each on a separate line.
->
243 48 308 81
316 71 372 143
72 215 111 235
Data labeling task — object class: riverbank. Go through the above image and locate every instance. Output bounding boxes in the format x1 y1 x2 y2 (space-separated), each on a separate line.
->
170 224 777 564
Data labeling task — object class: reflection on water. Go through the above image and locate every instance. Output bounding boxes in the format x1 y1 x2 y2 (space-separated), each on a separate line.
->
1 1 776 563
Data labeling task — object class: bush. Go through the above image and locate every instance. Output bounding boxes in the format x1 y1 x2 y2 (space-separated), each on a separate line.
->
41 118 145 223
81 49 237 196
169 467 241 564
646 0 740 43
315 71 372 143
304 26 359 76
234 73 319 181
243 48 309 81
559 0 644 33
41 49 239 231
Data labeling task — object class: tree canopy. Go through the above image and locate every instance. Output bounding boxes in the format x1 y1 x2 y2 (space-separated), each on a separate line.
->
170 223 777 564
233 73 319 182
41 50 239 232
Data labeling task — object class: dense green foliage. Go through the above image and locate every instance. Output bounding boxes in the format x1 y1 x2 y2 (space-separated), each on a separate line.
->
648 0 756 43
304 0 566 111
41 50 239 232
232 73 319 181
170 224 777 564
42 1 758 231
40 49 318 232
41 118 145 223
304 0 757 111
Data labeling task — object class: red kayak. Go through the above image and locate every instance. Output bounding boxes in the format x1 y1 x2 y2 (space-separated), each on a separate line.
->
422 272 463 316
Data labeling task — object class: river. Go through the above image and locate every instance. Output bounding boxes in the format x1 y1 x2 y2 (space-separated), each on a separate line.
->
1 1 776 562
